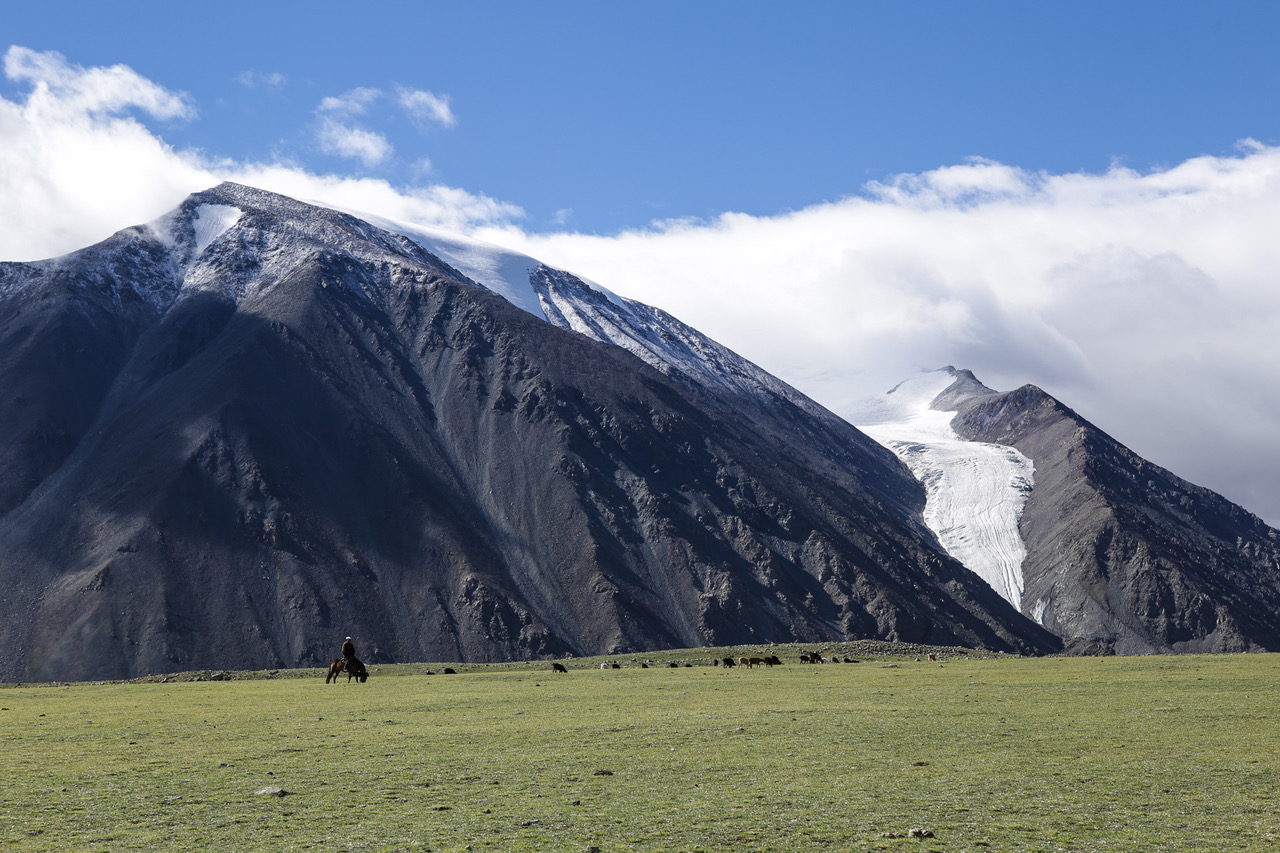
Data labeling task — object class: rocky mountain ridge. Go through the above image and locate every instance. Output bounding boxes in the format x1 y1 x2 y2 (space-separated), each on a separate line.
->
951 376 1280 653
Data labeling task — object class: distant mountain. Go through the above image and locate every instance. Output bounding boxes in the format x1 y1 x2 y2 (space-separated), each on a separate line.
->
0 184 1055 682
849 367 1280 654
847 370 1033 609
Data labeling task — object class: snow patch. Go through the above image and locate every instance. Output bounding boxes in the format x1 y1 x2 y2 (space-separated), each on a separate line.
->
1030 598 1049 626
847 369 1034 609
192 204 242 257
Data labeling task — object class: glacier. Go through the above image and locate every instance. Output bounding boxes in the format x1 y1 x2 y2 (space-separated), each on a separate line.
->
846 369 1034 610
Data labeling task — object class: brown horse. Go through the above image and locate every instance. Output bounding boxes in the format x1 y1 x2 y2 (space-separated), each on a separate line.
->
326 658 369 683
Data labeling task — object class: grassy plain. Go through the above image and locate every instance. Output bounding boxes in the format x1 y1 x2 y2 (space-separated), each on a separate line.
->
1 647 1278 852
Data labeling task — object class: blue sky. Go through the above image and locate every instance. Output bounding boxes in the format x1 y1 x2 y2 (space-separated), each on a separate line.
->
7 1 1280 233
5 2 1280 525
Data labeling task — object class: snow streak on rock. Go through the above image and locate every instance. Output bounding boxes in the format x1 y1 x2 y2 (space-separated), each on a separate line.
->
848 369 1034 609
529 265 842 423
352 214 549 321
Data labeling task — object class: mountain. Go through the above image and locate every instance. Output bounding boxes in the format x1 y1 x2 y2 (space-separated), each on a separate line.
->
849 367 1280 654
0 184 1056 682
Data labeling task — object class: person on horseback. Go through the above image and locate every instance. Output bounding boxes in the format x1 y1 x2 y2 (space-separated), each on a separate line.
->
341 636 356 670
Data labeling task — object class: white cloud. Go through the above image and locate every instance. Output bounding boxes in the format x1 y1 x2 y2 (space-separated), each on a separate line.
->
0 47 520 261
0 47 206 258
4 46 194 121
236 70 286 89
865 156 1038 206
397 87 456 128
317 86 382 116
231 163 523 232
316 116 392 166
313 88 394 166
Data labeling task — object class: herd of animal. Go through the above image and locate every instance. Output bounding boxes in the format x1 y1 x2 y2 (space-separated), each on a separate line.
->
549 651 899 672
324 649 940 683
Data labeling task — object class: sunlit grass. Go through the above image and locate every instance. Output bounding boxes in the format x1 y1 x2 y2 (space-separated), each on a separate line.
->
2 649 1278 851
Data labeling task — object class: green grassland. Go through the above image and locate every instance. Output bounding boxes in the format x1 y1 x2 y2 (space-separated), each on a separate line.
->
2 645 1278 852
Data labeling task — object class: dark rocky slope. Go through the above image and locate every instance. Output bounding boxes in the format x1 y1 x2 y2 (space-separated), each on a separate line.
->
952 380 1280 653
0 185 1056 681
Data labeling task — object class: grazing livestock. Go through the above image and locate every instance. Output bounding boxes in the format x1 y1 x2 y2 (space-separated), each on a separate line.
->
443 667 456 674
927 653 938 662
764 655 782 667
722 657 736 667
551 663 568 673
325 658 344 683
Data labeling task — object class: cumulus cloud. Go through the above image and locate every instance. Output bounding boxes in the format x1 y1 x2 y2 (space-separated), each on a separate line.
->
397 87 456 128
0 47 520 260
316 117 392 166
0 47 206 259
317 86 382 116
312 88 392 165
4 46 194 120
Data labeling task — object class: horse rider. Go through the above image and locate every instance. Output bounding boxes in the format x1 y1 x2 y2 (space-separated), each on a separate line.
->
342 636 356 670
